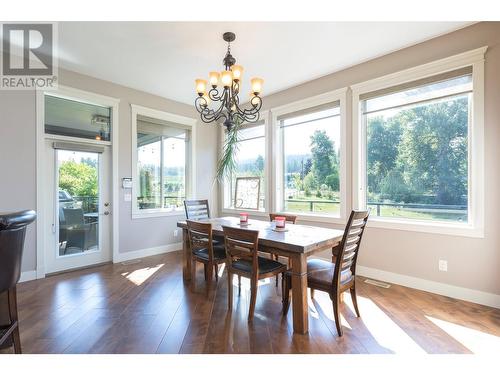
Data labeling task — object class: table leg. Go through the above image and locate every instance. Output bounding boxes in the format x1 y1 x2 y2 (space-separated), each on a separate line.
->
182 228 191 281
290 253 308 334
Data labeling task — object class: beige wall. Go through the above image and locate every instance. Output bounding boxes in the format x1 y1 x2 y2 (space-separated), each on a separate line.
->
0 68 218 272
258 22 500 296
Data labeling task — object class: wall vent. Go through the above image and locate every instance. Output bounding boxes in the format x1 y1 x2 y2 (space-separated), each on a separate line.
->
121 259 142 266
364 278 391 288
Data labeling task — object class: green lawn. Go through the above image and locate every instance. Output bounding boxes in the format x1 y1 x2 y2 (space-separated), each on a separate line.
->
284 199 466 222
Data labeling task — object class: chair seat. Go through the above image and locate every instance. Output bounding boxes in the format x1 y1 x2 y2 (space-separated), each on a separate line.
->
192 244 226 261
305 258 353 286
232 256 286 275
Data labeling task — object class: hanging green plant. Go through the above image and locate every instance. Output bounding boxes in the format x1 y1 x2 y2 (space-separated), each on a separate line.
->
215 119 241 183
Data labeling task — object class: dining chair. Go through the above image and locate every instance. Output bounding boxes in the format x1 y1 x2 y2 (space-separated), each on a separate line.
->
184 199 211 220
187 220 226 292
222 225 287 321
0 210 37 354
282 209 370 336
268 213 297 287
184 199 224 248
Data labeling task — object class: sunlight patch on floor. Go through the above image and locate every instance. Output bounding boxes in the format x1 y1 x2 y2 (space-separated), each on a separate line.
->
125 264 164 286
310 291 352 328
426 315 500 354
217 263 226 277
345 295 425 353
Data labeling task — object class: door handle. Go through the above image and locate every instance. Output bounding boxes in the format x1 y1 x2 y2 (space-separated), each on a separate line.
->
103 211 110 216
104 202 110 207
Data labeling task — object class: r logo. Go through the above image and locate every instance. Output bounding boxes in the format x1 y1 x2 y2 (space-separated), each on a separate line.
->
2 23 53 76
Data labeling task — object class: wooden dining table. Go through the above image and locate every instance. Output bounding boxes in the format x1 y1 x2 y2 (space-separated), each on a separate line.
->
177 216 344 334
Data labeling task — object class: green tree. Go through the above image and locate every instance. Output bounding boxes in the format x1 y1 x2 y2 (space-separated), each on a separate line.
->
303 158 312 179
303 171 316 196
325 170 339 191
380 169 411 202
310 130 336 186
367 116 402 193
254 155 264 174
400 98 468 204
59 161 98 197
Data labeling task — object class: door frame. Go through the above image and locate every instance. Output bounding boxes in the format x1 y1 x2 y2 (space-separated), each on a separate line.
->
36 85 120 278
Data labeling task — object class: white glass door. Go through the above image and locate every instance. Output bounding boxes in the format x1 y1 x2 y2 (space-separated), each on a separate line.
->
44 141 112 273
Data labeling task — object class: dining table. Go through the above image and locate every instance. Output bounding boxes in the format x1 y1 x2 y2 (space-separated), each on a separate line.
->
177 216 344 334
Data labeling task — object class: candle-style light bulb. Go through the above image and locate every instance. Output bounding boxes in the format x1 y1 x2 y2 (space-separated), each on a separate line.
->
250 77 263 95
195 79 207 95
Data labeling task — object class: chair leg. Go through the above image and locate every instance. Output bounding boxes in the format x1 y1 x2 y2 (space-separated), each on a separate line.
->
238 275 242 296
282 274 291 315
332 293 343 337
350 285 360 317
8 287 21 354
227 271 233 311
214 263 219 281
248 277 258 321
206 263 214 294
274 254 280 287
310 288 315 299
191 259 197 292
203 264 208 281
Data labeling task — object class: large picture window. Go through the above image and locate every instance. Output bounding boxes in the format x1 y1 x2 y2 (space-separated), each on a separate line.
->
132 107 194 217
278 102 342 217
223 123 266 211
361 68 472 223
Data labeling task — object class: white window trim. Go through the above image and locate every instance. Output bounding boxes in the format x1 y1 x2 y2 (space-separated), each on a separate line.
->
351 46 487 238
270 88 349 224
131 104 197 219
219 110 271 216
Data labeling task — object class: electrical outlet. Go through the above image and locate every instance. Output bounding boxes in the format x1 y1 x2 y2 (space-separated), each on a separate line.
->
173 229 179 237
439 259 448 272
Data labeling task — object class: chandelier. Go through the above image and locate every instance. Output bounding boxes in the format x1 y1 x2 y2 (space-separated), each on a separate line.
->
194 32 263 132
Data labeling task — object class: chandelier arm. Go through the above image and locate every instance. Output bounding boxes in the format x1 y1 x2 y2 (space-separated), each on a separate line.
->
195 99 225 124
208 87 224 101
233 95 262 117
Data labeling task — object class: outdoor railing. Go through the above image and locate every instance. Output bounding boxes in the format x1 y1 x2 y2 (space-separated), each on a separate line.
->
284 198 467 217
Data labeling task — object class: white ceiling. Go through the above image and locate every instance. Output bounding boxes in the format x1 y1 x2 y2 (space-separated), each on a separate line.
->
58 22 472 105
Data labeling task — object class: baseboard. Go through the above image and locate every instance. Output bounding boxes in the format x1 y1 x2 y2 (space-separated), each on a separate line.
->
19 270 37 283
114 242 182 263
356 265 500 309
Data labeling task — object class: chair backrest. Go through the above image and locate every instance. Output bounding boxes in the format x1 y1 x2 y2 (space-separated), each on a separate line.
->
333 210 370 287
222 226 259 275
269 213 297 224
63 208 84 225
0 210 36 292
186 220 215 262
184 199 210 220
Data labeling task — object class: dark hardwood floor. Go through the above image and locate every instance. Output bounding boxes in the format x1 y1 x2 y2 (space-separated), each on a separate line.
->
2 250 499 354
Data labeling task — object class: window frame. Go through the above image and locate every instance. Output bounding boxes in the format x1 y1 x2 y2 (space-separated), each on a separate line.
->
220 110 270 217
271 88 348 224
352 47 486 237
131 104 197 219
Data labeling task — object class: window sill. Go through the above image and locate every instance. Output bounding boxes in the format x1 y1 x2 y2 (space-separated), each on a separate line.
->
367 217 484 238
221 208 268 218
292 213 345 225
132 209 185 219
